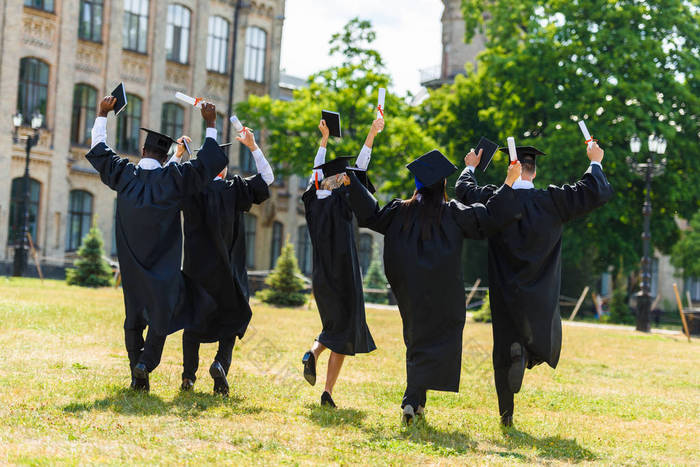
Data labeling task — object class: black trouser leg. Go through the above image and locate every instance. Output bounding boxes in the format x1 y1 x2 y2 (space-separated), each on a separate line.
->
139 328 167 372
124 327 146 374
494 367 514 418
402 385 427 409
214 337 236 375
182 331 200 382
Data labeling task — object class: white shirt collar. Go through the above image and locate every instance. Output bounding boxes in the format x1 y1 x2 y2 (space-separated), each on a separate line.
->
512 179 535 190
137 158 163 170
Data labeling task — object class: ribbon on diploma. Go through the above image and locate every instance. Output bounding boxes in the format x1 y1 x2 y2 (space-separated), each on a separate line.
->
377 105 384 118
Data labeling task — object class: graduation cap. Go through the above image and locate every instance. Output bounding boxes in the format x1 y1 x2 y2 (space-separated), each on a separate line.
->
321 110 342 138
313 156 354 178
497 146 546 163
140 128 176 156
110 82 127 116
346 167 376 194
407 150 458 188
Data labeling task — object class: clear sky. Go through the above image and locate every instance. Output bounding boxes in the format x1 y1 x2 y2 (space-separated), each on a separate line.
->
279 0 444 96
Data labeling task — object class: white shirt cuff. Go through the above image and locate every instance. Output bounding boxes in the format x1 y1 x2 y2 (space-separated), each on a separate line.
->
590 161 602 169
252 147 274 185
91 117 107 149
466 166 476 173
205 127 217 142
355 145 372 170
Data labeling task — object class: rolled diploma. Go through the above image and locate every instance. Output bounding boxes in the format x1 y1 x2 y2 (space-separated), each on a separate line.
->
578 120 594 148
377 88 386 132
230 115 245 134
175 92 201 108
506 136 518 164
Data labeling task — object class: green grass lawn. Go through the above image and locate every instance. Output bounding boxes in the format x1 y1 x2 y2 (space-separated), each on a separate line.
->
0 278 698 465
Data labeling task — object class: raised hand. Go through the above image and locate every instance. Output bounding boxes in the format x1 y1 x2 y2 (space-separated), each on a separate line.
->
98 96 117 117
175 135 192 158
370 118 385 135
587 142 604 163
464 148 482 168
200 102 216 128
236 127 257 150
505 161 522 187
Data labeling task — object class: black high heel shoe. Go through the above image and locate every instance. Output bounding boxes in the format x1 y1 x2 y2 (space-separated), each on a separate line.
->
321 391 336 408
302 351 316 386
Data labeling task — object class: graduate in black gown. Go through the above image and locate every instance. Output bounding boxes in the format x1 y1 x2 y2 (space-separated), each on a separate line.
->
301 117 384 408
85 96 227 391
455 142 612 426
179 128 273 396
346 149 523 424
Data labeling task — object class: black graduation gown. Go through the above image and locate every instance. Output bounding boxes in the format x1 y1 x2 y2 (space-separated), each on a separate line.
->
346 172 522 392
302 183 376 355
85 139 228 336
182 174 270 343
455 164 613 370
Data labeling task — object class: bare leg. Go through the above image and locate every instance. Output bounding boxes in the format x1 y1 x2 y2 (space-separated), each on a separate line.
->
311 340 327 360
324 351 346 395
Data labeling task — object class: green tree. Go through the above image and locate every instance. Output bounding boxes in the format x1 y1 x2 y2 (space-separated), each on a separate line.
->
238 18 439 197
472 291 492 323
671 211 700 279
423 0 699 281
257 241 307 307
66 222 113 287
363 250 388 304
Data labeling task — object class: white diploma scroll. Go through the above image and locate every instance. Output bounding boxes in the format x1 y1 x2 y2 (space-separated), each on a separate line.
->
230 115 245 134
578 120 594 148
506 136 518 164
175 92 203 108
377 88 386 132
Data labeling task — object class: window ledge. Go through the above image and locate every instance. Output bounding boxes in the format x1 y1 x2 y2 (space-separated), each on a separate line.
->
122 48 149 56
78 38 103 45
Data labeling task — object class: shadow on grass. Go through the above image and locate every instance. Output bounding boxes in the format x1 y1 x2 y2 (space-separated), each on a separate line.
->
365 418 478 456
305 403 367 429
496 426 598 463
63 386 262 418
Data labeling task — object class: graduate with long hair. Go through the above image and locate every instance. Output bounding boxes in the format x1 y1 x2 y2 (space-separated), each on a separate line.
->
346 150 522 424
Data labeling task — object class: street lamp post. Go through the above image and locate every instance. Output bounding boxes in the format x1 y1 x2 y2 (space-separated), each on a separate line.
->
12 112 43 277
626 134 667 332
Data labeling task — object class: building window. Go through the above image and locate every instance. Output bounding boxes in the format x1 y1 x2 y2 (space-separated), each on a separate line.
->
116 94 142 154
17 58 49 125
24 0 54 12
296 225 312 275
686 277 700 302
358 233 373 276
71 84 97 146
166 4 190 64
66 190 93 251
298 174 310 190
244 27 267 83
207 16 229 73
244 213 256 269
161 103 184 139
78 0 103 42
201 112 224 139
239 130 260 173
8 178 41 245
123 0 149 53
270 221 283 269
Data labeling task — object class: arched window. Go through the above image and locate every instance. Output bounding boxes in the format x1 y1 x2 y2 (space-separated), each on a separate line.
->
358 233 373 275
24 0 54 12
270 221 283 269
296 225 312 275
78 0 104 42
166 4 191 64
161 103 184 138
66 190 93 251
116 93 142 154
207 16 229 73
244 27 267 83
123 0 149 53
17 58 49 125
8 178 41 245
243 213 257 269
71 84 97 146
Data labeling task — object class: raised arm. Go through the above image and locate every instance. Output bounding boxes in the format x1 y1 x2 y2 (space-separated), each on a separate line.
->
345 170 398 235
220 174 271 217
549 142 613 223
236 128 274 185
166 135 192 165
310 119 330 182
455 148 499 204
355 118 384 170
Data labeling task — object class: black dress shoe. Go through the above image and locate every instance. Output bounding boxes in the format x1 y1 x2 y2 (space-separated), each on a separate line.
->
320 391 336 408
210 361 229 397
501 414 513 427
508 342 527 394
181 378 195 391
131 363 149 392
302 351 316 386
